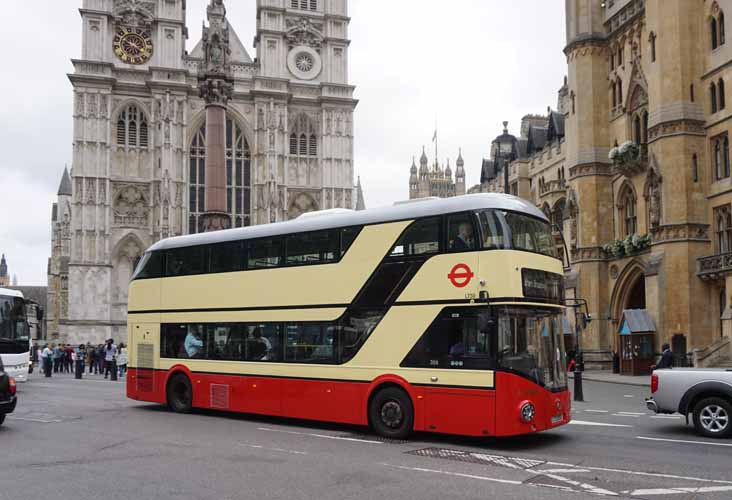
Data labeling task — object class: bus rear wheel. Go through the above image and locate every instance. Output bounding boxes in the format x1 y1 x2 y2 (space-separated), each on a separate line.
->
369 387 413 439
167 373 193 414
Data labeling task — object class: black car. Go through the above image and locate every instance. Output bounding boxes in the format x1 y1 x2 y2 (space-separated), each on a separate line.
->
0 357 18 426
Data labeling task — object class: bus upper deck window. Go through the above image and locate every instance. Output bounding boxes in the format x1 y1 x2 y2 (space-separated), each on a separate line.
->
476 210 507 250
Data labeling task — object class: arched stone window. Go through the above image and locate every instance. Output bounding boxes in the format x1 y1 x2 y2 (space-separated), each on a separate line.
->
612 82 617 108
711 83 718 113
712 17 719 49
692 153 699 183
715 206 732 253
289 113 318 157
617 78 623 105
188 116 252 233
719 79 726 110
721 11 727 45
633 115 642 146
619 184 637 237
715 138 722 179
642 111 649 144
116 105 148 148
649 32 657 62
725 137 731 177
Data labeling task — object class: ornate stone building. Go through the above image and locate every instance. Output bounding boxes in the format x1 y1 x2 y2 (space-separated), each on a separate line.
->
47 0 361 343
473 0 732 368
0 255 9 287
408 148 466 199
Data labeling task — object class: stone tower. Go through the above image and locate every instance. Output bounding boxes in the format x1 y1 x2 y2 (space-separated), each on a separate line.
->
47 0 359 344
0 254 8 287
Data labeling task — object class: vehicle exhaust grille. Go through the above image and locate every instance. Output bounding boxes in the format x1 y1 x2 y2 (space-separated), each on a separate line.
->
210 384 230 409
137 343 154 369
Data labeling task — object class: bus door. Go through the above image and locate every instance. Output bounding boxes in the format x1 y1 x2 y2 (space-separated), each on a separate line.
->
420 310 496 436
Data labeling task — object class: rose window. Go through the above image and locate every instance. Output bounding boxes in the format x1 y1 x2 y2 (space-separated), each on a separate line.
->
295 53 315 72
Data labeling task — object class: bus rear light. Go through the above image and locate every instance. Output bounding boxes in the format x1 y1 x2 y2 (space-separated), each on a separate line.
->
651 374 658 394
520 402 536 423
8 377 16 396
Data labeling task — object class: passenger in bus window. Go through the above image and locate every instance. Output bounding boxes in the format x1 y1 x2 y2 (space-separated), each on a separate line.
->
450 222 474 252
184 326 204 358
248 327 271 360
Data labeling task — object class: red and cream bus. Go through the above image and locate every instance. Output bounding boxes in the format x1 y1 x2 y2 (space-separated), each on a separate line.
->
126 194 570 438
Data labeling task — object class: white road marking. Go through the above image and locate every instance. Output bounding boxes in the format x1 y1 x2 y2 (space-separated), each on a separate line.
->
577 465 732 485
584 409 609 413
7 416 63 423
541 473 618 496
238 443 307 455
536 468 591 474
256 427 383 444
650 415 683 420
383 464 522 485
623 395 635 398
615 411 646 416
622 486 732 495
612 413 641 418
568 420 633 428
636 436 732 448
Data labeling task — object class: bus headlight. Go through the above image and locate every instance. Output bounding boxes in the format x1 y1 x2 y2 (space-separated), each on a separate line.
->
520 402 536 423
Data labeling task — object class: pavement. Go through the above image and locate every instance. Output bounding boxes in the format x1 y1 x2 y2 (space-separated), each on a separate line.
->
570 370 651 387
1 371 731 500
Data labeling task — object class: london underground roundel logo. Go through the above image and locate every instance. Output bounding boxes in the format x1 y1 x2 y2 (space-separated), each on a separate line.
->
448 263 474 288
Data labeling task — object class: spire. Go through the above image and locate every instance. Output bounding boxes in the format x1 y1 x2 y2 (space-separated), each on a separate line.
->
410 156 417 174
445 158 452 178
355 176 366 211
0 254 7 278
420 146 428 165
456 148 465 178
57 166 72 196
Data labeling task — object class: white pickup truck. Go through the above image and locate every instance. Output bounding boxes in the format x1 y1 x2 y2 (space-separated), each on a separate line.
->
646 368 732 438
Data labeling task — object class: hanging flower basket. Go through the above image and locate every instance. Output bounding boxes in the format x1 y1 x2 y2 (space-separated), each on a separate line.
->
602 234 652 258
609 141 644 175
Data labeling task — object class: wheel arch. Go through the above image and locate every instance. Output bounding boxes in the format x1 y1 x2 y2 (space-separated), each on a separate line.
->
366 374 417 426
678 381 732 415
164 365 194 394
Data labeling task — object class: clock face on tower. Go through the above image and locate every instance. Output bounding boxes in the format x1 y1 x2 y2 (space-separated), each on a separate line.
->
113 26 154 65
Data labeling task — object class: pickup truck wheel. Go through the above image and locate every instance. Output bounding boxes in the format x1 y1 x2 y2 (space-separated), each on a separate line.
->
693 397 732 438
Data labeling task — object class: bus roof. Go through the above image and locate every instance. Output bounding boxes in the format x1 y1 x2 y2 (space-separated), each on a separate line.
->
149 193 548 252
0 288 24 299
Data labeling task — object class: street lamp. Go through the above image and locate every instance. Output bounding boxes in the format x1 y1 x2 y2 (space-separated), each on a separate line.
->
491 121 517 194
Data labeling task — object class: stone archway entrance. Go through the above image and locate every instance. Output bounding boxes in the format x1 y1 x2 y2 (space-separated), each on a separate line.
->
626 275 646 310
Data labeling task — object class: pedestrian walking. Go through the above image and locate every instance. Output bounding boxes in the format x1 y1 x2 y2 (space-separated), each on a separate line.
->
75 344 86 374
652 343 674 370
52 344 62 373
104 339 117 379
40 344 52 378
96 344 105 374
86 343 94 374
117 343 128 378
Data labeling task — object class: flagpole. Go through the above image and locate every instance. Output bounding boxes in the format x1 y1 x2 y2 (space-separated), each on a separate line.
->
434 114 438 168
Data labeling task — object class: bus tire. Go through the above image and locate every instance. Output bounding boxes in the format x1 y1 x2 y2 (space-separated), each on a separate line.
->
0 414 5 426
167 373 193 414
369 387 413 439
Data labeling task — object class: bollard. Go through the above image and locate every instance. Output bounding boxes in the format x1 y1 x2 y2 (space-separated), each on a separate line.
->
110 360 118 381
75 358 83 379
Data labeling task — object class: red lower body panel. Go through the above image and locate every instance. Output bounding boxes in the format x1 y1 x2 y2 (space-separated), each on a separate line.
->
127 368 570 437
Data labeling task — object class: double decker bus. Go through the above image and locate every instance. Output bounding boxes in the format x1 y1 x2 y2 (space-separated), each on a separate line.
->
0 288 31 383
126 194 569 438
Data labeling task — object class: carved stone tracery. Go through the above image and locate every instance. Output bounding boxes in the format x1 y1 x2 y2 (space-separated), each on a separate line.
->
113 184 149 226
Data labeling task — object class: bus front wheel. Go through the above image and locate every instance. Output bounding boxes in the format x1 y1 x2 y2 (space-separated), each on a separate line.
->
369 387 414 439
167 373 193 414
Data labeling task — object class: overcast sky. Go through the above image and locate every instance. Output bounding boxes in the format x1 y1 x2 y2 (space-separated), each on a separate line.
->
0 1 566 285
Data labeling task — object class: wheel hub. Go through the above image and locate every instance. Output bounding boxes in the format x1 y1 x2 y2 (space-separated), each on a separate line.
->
380 400 403 429
700 405 729 433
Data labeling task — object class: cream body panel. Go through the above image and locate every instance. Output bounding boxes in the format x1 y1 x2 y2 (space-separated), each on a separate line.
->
396 253 480 302
156 222 410 311
128 279 161 312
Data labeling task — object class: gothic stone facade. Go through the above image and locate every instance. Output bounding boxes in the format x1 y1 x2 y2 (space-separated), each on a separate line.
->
476 0 732 366
47 0 358 344
408 149 466 199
